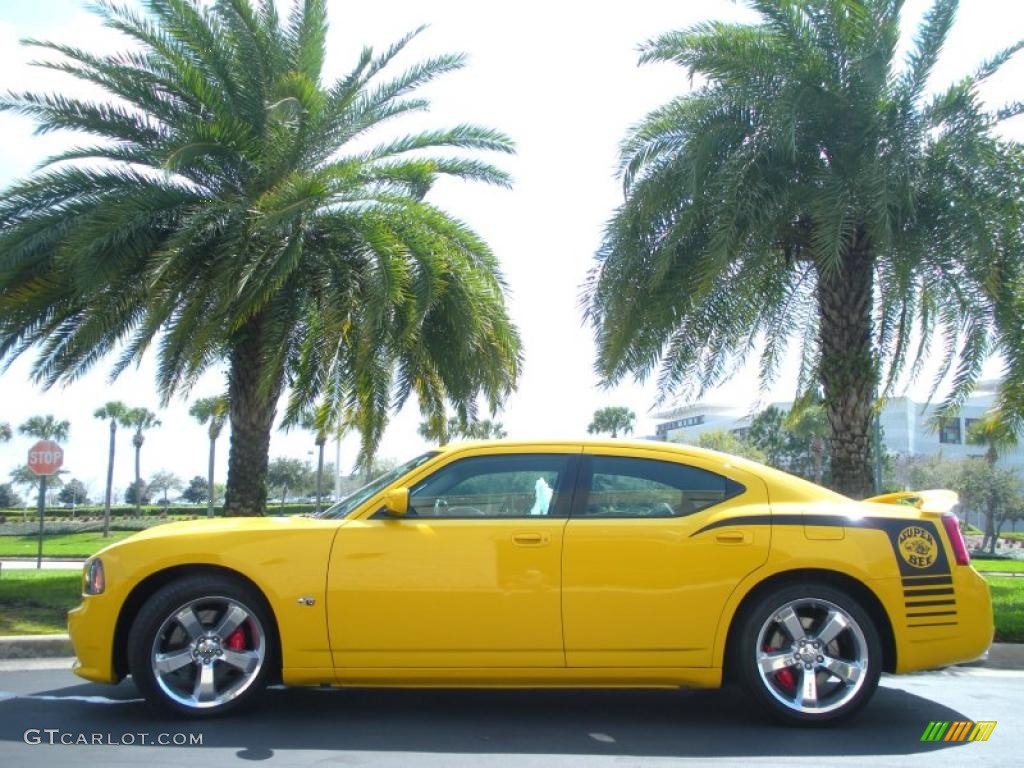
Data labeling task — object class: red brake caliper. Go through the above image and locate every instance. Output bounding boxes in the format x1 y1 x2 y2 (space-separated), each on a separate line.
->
225 626 247 650
764 641 795 691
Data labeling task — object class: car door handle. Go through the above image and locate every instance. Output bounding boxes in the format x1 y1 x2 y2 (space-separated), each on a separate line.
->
715 530 751 545
512 532 548 546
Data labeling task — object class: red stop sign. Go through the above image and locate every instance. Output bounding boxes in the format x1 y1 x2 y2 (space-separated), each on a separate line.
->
27 440 64 476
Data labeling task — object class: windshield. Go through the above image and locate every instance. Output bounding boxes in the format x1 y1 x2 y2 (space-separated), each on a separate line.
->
317 451 439 519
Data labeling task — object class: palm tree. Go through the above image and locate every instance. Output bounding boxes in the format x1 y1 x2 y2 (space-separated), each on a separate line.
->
285 404 352 514
0 0 520 516
584 0 1024 498
126 407 161 515
18 415 70 514
93 401 130 536
784 399 829 485
587 407 636 438
966 412 1019 551
18 415 70 442
417 415 507 443
189 395 229 517
0 423 11 442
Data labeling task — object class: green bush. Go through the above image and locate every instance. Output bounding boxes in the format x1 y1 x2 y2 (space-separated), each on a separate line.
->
1 502 319 519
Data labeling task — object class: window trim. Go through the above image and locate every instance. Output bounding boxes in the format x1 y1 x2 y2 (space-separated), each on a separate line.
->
570 454 746 520
372 452 581 520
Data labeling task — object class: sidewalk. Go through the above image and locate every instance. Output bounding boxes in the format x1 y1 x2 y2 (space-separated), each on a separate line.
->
1 558 85 570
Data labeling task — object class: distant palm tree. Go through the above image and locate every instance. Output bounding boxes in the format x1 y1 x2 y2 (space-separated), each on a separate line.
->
0 423 11 442
785 400 830 485
587 407 636 439
0 0 520 516
126 408 161 515
93 401 130 536
189 395 229 517
584 0 1024 498
18 415 70 512
966 412 1019 552
18 415 69 442
286 404 352 515
417 416 508 443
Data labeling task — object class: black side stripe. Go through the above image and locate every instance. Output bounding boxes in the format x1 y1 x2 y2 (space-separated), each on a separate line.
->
908 621 959 628
906 610 958 618
901 588 955 597
901 576 953 587
905 599 956 607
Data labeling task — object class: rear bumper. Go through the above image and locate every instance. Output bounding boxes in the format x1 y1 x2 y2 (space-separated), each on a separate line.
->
892 565 993 673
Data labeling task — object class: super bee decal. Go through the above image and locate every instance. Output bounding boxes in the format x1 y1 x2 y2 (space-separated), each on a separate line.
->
897 525 938 569
691 513 958 628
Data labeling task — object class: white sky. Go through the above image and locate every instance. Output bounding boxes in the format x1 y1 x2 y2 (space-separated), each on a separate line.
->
0 0 1021 500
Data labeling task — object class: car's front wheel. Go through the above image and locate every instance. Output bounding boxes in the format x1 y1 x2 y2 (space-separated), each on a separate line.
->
128 574 273 717
735 583 882 725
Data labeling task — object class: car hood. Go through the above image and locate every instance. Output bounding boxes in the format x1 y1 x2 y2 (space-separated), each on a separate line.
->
94 515 342 557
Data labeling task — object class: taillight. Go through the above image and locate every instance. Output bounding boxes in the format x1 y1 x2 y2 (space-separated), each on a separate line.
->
941 514 970 566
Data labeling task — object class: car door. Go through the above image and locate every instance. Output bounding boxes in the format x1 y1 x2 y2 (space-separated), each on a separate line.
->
562 445 770 668
327 446 580 670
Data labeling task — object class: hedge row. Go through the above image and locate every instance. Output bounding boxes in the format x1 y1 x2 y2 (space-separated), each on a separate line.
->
0 503 320 519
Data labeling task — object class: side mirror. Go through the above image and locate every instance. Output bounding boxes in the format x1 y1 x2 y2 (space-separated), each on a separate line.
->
382 487 409 517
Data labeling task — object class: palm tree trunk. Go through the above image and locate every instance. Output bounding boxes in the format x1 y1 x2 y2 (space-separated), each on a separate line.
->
207 436 216 518
102 421 116 537
812 435 825 485
134 436 142 516
817 236 876 499
224 313 282 516
316 440 325 515
987 501 998 555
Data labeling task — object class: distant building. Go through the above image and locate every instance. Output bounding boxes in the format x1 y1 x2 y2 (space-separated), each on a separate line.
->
652 380 1024 476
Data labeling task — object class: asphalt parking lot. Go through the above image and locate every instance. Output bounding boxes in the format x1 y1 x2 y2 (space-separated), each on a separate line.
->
0 662 1021 767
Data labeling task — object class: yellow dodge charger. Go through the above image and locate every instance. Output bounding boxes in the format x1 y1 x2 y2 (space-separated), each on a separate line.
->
68 440 992 724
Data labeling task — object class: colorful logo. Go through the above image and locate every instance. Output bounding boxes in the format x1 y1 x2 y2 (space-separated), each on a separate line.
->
920 721 996 742
898 525 937 569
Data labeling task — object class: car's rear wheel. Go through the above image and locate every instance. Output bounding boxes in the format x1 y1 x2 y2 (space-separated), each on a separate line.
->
735 583 882 725
128 574 273 717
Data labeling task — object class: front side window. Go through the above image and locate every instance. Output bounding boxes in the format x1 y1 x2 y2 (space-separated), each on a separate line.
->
403 454 572 518
580 455 744 518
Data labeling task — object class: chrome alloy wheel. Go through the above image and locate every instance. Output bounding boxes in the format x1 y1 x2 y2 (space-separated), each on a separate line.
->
755 598 869 715
150 596 266 710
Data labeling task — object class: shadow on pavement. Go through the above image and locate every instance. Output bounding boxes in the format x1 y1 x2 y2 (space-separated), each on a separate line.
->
0 678 974 759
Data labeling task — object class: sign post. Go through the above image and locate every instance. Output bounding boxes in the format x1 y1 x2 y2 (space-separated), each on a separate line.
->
27 440 64 570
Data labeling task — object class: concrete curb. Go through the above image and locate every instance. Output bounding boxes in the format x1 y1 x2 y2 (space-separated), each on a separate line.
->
0 634 73 660
961 643 1024 671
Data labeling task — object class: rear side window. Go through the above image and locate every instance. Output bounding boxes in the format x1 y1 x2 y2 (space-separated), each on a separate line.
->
579 456 745 518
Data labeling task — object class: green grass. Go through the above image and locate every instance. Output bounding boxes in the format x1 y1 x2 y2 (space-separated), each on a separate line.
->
989 576 1024 644
0 570 81 635
972 558 1024 573
0 531 136 558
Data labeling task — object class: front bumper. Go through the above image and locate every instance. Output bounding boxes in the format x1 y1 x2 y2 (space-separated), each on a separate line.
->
67 592 119 684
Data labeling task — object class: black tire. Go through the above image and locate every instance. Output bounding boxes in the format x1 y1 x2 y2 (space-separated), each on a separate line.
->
734 582 882 726
128 573 275 717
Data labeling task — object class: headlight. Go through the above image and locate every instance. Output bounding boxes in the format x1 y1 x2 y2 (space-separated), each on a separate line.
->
83 558 105 595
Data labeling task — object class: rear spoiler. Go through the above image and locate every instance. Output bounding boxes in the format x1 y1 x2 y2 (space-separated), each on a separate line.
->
863 489 959 515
